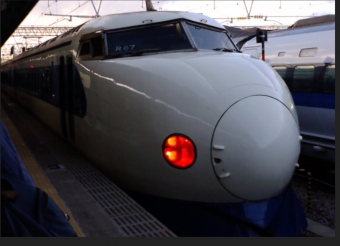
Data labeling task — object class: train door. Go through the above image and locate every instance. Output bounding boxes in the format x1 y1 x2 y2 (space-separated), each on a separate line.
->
59 55 76 143
59 56 68 139
66 55 75 143
11 66 17 99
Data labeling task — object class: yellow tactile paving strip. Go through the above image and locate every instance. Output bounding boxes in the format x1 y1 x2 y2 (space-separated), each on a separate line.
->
1 108 86 237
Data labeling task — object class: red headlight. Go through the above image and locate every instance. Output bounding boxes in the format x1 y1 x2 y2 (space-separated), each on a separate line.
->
163 134 196 168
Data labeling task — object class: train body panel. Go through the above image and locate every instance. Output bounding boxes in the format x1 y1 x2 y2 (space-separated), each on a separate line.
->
71 51 299 202
242 25 335 64
1 10 301 203
241 20 335 163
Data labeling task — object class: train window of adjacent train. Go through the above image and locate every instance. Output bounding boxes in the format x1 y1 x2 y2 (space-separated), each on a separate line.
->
299 47 317 57
322 64 335 94
292 66 314 92
273 66 287 81
278 52 285 57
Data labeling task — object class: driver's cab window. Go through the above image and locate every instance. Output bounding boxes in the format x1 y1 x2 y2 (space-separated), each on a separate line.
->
79 42 91 57
185 23 236 51
91 37 104 57
78 35 105 60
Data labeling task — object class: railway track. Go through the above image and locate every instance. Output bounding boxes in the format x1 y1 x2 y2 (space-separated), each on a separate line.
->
292 155 335 237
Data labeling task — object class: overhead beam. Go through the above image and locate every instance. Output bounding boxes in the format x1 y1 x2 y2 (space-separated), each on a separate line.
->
10 26 75 37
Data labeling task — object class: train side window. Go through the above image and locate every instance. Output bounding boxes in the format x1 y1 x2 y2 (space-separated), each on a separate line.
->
278 52 285 57
91 37 104 58
273 66 287 81
79 42 91 57
292 66 314 92
78 38 104 60
1 70 9 83
299 47 317 57
323 64 335 94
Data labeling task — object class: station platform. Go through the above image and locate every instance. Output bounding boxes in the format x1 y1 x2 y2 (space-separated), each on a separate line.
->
1 93 176 237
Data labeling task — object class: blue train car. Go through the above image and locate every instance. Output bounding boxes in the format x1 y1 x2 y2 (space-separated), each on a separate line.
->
241 15 335 164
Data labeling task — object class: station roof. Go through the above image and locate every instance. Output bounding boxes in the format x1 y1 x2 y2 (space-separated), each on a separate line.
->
1 0 38 46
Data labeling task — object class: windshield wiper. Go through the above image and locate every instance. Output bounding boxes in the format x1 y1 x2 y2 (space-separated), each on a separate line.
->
108 52 127 58
108 48 161 58
130 48 162 56
213 48 235 52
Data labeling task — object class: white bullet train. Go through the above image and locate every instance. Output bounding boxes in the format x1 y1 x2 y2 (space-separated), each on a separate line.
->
241 15 335 164
1 9 301 204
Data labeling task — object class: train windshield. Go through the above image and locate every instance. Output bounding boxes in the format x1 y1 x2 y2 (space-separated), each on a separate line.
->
106 22 193 58
185 23 238 52
105 21 239 58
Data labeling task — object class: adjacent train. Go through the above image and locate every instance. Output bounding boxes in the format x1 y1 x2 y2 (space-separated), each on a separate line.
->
1 10 301 206
241 15 335 164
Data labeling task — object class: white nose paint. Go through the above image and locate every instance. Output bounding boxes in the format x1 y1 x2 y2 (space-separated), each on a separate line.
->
212 96 300 201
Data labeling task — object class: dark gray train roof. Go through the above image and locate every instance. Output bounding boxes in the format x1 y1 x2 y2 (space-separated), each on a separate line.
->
228 14 335 49
227 14 334 39
289 14 335 28
267 21 334 38
224 26 259 39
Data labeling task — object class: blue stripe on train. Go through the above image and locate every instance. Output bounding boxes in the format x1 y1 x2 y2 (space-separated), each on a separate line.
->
292 92 335 109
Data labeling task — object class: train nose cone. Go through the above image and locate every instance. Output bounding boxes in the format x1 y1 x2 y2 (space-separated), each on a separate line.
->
212 96 300 201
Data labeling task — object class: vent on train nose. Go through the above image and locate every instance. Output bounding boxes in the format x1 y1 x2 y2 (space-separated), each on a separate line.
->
163 134 196 169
